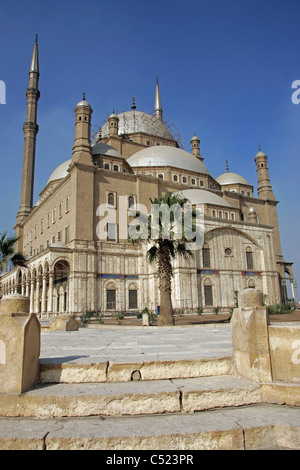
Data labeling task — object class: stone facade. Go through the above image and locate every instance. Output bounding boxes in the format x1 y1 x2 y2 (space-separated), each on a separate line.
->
0 38 294 317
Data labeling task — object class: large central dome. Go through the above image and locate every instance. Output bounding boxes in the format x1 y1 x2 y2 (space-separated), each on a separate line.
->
100 110 174 141
127 145 210 175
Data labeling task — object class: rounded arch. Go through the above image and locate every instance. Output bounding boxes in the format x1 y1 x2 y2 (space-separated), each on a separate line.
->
38 264 43 276
128 281 138 290
105 280 118 290
16 269 22 294
53 260 70 283
204 226 261 248
53 260 70 314
51 256 72 273
203 276 214 286
44 260 50 272
247 278 256 288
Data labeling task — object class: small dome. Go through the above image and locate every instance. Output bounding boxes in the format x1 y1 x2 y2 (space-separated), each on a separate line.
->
108 112 119 119
76 93 91 108
248 206 256 213
255 151 266 158
127 145 210 175
216 171 250 186
47 159 72 185
76 99 91 108
190 134 200 142
92 142 124 159
174 189 232 207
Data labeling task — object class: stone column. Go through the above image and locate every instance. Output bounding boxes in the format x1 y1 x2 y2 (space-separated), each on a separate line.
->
30 279 35 313
35 276 41 314
48 271 54 315
290 278 295 302
41 274 47 314
231 289 272 383
25 280 30 298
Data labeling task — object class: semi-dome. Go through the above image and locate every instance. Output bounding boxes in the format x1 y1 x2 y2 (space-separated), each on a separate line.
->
100 110 174 141
174 189 232 207
47 159 72 185
126 145 210 175
216 171 250 186
92 142 124 159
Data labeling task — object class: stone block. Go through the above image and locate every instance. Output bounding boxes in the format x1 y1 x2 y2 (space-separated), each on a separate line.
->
0 294 30 314
0 314 40 394
49 315 79 332
231 289 272 382
268 325 300 383
0 294 40 394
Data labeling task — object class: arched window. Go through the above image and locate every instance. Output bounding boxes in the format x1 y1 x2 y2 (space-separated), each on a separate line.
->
108 192 114 206
128 195 135 208
203 278 213 306
129 289 138 309
202 245 210 268
246 247 254 270
107 289 116 310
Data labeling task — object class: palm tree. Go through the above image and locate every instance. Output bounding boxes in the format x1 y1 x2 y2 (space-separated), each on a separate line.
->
130 193 196 326
0 232 26 273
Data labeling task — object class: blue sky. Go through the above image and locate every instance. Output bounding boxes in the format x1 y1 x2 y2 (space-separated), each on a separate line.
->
0 0 299 298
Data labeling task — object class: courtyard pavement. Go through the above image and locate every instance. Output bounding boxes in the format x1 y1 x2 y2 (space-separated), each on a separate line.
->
39 324 233 365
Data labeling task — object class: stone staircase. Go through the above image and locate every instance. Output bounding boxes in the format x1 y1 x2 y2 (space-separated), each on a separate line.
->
1 355 300 450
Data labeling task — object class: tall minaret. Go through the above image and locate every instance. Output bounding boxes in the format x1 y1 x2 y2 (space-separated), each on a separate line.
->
154 77 163 121
17 35 40 221
254 146 275 201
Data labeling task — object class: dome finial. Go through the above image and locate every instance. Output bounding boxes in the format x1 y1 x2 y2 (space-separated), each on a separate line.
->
226 160 229 172
258 144 261 151
83 92 86 100
131 97 136 110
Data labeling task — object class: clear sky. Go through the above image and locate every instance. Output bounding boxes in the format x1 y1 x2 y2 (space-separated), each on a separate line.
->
0 0 299 299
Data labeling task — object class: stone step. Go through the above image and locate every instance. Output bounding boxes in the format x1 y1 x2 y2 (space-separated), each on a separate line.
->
39 356 233 384
0 375 263 418
0 404 299 450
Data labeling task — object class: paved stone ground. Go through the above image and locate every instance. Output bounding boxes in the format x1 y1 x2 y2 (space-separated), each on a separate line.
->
40 324 233 365
40 309 300 366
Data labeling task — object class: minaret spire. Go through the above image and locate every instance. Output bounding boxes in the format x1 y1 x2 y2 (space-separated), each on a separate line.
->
17 35 40 221
154 76 162 121
30 34 39 74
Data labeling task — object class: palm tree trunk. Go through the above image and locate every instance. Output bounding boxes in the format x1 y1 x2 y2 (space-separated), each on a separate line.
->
159 291 174 326
158 242 174 326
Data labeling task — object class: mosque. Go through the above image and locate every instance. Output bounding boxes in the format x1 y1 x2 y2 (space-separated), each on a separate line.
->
0 37 295 316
